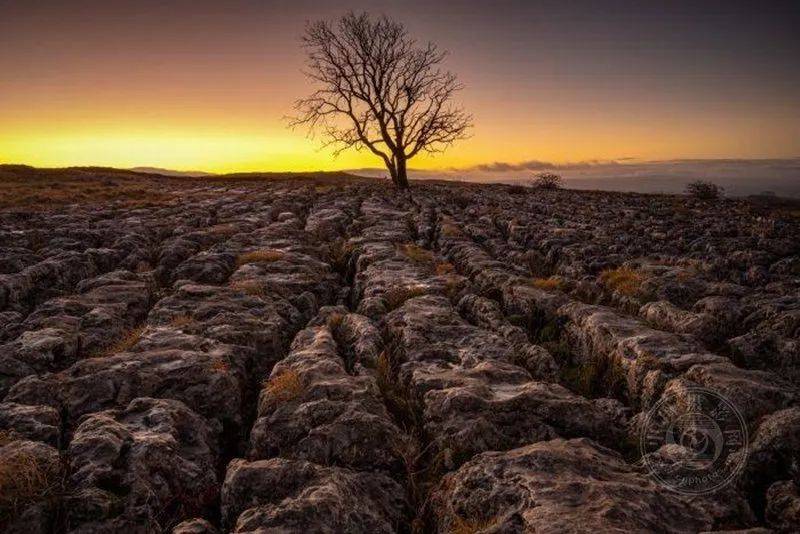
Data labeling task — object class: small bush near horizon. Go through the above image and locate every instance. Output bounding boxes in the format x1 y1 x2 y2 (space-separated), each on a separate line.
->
531 172 562 190
685 180 723 200
600 266 647 296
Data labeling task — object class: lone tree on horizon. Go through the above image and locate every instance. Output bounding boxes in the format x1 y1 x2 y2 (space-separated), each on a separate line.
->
290 12 472 189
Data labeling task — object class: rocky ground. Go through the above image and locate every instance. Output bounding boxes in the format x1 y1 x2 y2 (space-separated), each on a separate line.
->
1 169 799 533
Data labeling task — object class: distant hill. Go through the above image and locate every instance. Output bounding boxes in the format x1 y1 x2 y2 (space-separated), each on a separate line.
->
130 167 216 177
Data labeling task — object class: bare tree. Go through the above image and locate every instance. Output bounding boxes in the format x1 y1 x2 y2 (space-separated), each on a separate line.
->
289 12 472 189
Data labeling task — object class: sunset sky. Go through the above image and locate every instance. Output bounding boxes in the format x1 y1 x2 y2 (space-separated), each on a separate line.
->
1 0 798 175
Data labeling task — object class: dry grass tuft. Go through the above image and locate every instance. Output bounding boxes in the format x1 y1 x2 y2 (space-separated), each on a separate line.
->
236 249 286 267
398 243 436 265
0 430 20 447
326 312 345 334
384 285 428 312
440 222 463 237
326 238 355 270
211 358 229 374
0 449 62 525
449 515 495 534
262 370 304 408
230 279 268 297
208 223 238 236
134 261 153 273
92 326 145 357
599 267 647 296
443 275 466 301
529 276 564 290
376 351 393 391
168 314 195 329
435 262 455 275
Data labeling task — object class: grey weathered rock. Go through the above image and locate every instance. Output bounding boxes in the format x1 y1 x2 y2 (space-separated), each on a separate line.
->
249 325 405 474
221 458 409 532
765 480 800 532
427 438 754 533
2 170 799 532
6 328 249 428
0 402 60 446
67 397 219 531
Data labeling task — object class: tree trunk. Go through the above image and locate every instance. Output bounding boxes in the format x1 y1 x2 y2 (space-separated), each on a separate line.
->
394 155 410 189
386 160 398 185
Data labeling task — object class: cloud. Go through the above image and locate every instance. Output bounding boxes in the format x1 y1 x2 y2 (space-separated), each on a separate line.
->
458 158 636 173
347 157 800 197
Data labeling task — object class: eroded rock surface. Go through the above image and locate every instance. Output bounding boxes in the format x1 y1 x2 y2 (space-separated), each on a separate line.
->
2 172 798 532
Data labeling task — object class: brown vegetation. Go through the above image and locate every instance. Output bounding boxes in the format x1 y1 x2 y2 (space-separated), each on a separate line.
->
0 165 176 210
529 276 564 290
0 430 19 447
599 267 647 296
168 314 196 329
384 285 429 311
236 249 286 266
399 243 436 266
435 262 455 275
0 448 62 526
262 370 304 408
91 326 145 357
230 279 268 297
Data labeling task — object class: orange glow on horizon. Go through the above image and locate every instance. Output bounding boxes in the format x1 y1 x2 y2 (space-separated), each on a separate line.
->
1 3 798 174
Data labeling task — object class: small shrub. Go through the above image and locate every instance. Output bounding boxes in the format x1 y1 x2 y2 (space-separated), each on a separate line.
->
398 243 435 265
685 180 723 200
531 172 562 190
506 184 527 195
262 370 304 408
384 285 428 311
600 266 646 296
529 276 563 290
236 249 285 267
